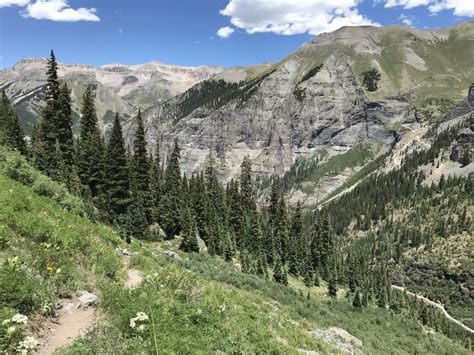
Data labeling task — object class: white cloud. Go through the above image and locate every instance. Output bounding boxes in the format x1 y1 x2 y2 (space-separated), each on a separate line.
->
384 0 474 16
429 0 474 16
217 26 235 38
399 13 415 25
22 0 100 22
118 28 123 34
0 0 29 7
384 0 430 8
219 0 378 36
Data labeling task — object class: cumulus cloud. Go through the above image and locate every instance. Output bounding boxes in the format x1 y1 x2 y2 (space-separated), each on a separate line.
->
219 0 378 36
217 26 235 38
428 0 474 16
21 0 100 22
384 0 474 16
0 0 30 7
399 13 415 25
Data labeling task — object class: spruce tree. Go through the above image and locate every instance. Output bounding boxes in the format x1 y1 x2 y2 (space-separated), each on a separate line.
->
56 83 74 175
179 206 199 253
288 201 303 276
124 174 149 241
77 86 104 198
161 139 182 238
0 90 26 154
104 114 130 219
239 156 255 213
133 109 150 192
149 135 162 222
35 50 61 176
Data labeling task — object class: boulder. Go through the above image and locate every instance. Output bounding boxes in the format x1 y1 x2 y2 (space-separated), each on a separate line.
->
309 327 362 354
162 250 182 261
116 247 131 256
77 291 98 309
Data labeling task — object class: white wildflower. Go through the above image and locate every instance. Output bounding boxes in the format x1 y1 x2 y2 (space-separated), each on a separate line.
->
2 319 10 325
11 314 28 325
137 324 146 332
17 336 40 351
7 326 16 334
129 319 136 328
135 312 149 322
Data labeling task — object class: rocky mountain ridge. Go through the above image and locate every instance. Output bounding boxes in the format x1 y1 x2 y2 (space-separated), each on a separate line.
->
138 22 473 190
0 58 223 134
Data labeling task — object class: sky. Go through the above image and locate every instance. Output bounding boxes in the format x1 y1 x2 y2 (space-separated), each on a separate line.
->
0 0 473 69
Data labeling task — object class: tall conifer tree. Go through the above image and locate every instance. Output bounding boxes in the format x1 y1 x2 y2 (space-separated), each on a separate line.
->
0 90 26 154
105 114 130 218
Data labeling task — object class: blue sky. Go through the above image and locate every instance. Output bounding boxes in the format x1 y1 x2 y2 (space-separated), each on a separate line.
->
0 0 472 68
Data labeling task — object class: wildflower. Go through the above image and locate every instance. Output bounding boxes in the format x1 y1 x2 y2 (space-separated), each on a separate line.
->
135 312 149 322
129 319 136 328
2 319 10 325
56 268 61 274
137 324 146 332
17 336 40 352
7 326 16 334
11 314 28 325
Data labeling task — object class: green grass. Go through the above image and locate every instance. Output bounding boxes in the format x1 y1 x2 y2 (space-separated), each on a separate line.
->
0 147 470 354
181 253 470 354
299 145 374 195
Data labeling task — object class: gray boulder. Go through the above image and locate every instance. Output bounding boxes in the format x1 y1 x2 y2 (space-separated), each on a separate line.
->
309 327 362 354
162 250 182 261
77 290 98 309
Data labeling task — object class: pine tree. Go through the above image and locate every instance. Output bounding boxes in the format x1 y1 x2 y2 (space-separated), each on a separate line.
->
0 90 26 154
179 206 199 252
124 174 149 241
288 201 303 276
273 255 285 284
352 289 363 308
161 139 182 239
149 134 162 222
239 156 255 213
132 109 150 192
104 114 130 219
77 86 104 198
56 83 74 177
35 50 61 176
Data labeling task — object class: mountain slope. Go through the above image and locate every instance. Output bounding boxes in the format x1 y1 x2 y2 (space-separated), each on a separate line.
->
138 22 474 187
0 59 223 135
1 148 471 353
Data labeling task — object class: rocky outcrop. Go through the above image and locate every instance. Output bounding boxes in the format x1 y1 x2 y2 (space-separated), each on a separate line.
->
136 23 474 182
309 327 362 354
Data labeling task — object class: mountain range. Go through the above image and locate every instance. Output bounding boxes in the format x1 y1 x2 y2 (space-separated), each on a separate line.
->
1 22 474 205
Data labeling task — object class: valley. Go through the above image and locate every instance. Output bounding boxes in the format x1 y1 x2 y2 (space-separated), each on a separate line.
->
0 19 473 355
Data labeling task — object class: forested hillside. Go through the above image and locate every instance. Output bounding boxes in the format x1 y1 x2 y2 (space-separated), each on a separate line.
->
0 47 473 353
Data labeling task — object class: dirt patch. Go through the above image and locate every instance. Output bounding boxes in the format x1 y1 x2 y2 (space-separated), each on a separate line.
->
35 298 97 355
125 268 143 289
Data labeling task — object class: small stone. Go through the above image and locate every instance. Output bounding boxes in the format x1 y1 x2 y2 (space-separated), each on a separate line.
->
76 291 98 309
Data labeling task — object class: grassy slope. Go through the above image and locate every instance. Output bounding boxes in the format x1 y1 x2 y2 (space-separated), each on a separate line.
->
0 148 469 354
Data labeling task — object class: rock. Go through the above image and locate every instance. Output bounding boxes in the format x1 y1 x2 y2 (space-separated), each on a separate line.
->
162 250 182 261
76 291 98 309
116 247 131 256
55 299 77 312
149 223 166 239
197 235 208 253
309 327 363 354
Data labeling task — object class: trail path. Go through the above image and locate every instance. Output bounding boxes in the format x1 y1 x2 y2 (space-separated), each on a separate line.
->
391 285 473 334
36 297 97 355
36 249 143 354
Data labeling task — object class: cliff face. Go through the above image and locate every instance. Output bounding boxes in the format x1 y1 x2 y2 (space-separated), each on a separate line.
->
139 22 474 183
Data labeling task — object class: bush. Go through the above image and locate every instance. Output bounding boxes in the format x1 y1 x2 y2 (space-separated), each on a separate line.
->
362 69 381 92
